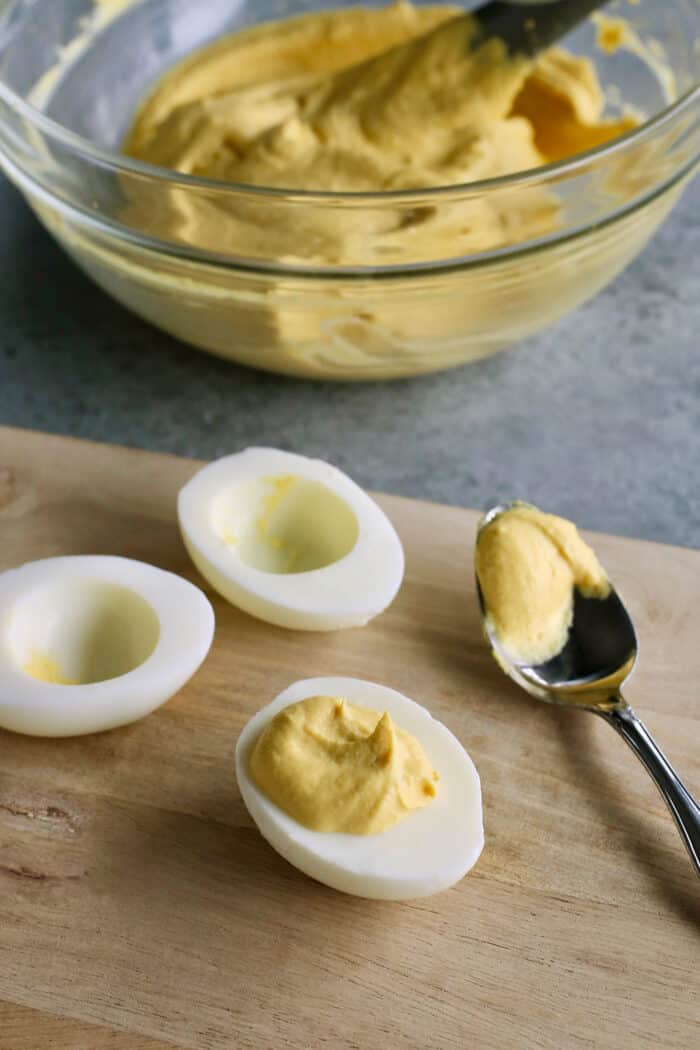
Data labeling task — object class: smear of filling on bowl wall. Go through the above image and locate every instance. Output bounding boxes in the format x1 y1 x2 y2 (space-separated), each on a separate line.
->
123 0 638 264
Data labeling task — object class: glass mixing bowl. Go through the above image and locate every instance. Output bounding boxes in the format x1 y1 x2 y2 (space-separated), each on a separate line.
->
0 0 698 379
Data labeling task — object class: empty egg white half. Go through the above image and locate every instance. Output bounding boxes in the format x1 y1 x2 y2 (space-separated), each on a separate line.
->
177 448 405 631
0 555 215 737
235 677 484 900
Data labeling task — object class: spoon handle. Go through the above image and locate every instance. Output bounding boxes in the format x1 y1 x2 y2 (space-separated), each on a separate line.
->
475 1 610 57
598 705 700 877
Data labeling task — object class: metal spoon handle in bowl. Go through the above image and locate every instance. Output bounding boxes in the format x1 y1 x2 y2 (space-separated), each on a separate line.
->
597 705 700 877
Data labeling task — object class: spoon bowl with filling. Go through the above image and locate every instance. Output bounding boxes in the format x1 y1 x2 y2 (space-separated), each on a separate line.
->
475 501 700 878
0 0 698 379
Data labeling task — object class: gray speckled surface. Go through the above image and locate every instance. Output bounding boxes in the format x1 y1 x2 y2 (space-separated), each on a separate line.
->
1 173 699 547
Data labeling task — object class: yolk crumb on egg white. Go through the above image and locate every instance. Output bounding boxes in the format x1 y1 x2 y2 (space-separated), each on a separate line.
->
178 448 405 631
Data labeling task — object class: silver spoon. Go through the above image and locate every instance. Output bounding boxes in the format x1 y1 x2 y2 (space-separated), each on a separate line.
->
475 502 700 878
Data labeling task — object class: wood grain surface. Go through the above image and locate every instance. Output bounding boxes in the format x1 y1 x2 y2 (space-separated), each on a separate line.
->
0 425 698 1050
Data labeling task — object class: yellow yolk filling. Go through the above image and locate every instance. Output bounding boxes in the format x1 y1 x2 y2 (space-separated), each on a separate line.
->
249 695 439 834
124 1 636 263
476 504 610 665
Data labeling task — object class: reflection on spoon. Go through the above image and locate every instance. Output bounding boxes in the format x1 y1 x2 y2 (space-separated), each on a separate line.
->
475 501 700 878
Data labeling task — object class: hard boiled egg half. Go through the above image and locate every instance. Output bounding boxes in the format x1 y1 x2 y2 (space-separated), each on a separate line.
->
178 448 404 631
0 555 214 737
236 677 484 899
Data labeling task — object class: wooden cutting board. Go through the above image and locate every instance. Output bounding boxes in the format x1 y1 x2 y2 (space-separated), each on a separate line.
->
0 425 698 1050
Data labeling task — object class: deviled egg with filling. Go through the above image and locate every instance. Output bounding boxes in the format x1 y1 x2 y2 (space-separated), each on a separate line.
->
178 448 404 630
236 676 484 899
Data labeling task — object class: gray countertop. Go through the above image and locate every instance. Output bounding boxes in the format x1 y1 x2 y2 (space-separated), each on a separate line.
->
1 173 698 548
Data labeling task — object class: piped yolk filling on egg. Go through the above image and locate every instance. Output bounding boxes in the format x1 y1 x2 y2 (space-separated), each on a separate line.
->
476 504 610 665
249 695 439 835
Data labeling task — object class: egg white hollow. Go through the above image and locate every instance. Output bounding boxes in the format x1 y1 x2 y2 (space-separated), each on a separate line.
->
178 448 405 631
235 677 484 900
0 555 215 737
